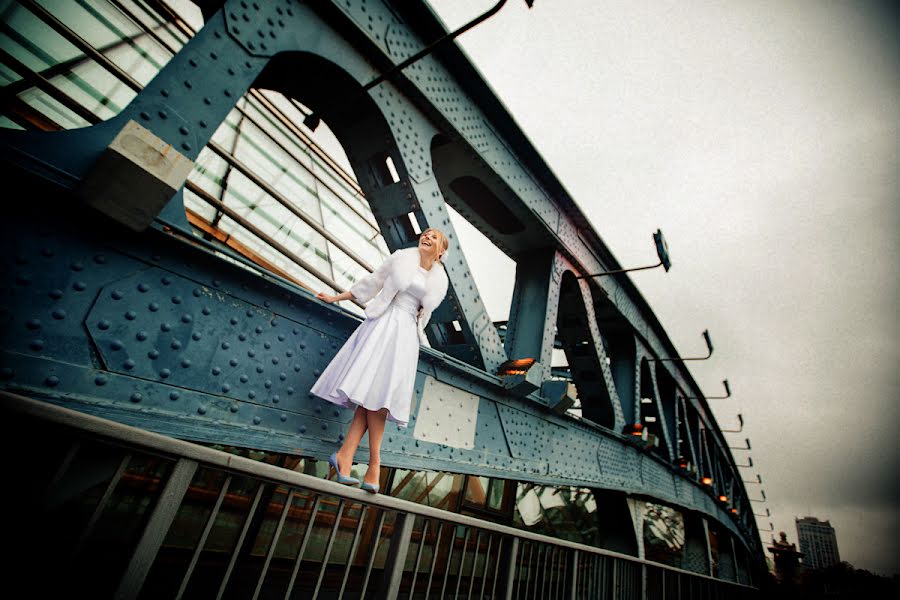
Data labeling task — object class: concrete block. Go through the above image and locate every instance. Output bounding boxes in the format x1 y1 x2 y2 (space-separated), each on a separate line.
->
77 119 194 231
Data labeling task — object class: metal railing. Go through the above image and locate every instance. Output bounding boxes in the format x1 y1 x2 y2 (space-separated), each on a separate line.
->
1 391 758 599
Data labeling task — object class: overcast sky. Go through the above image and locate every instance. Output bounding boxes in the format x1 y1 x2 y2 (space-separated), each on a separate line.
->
426 0 900 575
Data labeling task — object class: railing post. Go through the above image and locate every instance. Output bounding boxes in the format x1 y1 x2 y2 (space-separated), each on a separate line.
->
115 458 198 600
570 550 579 600
504 537 520 600
642 563 648 600
382 512 416 600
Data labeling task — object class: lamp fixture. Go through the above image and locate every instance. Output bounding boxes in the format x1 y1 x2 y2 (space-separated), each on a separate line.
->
655 329 713 362
497 358 536 376
749 490 767 502
721 413 743 433
304 0 527 131
577 229 672 278
729 438 751 451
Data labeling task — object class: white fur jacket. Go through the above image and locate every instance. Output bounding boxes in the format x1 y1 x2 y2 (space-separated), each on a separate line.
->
350 247 449 344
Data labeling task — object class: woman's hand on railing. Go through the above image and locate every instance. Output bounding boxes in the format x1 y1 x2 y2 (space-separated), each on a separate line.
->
317 290 354 304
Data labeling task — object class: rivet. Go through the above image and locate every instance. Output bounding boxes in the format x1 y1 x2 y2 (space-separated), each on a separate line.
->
247 349 255 357
230 403 239 412
111 289 124 300
198 405 208 414
256 366 263 374
248 391 256 399
171 340 182 350
299 425 306 433
280 414 287 422
264 380 272 389
271 357 279 365
45 375 59 386
222 342 230 350
110 339 123 351
203 97 212 105
232 26 240 35
286 387 294 395
209 52 218 60
181 359 191 368
158 110 168 119
299 342 306 349
272 395 280 403
94 254 106 264
279 372 286 381
124 310 136 321
149 302 160 312
73 281 87 291
321 423 328 430
240 374 249 383
124 359 135 370
230 358 238 367
246 310 253 317
140 111 151 120
222 384 231 393
294 365 300 372
182 143 191 152
170 391 180 401
202 307 211 315
161 323 171 332
212 367 221 376
181 314 192 323
224 89 232 97
253 416 262 425
130 392 142 402
231 318 239 326
160 368 171 378
148 349 159 359
95 374 108 385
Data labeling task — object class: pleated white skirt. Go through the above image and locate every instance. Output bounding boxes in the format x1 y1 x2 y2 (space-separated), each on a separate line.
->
310 302 419 427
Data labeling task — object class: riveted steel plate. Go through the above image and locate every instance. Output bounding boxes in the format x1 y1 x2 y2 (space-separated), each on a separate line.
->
413 374 480 449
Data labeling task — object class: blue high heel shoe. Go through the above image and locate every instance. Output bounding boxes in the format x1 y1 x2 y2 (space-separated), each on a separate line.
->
328 452 359 485
361 481 380 494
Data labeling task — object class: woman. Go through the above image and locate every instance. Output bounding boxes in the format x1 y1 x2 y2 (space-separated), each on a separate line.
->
311 228 450 493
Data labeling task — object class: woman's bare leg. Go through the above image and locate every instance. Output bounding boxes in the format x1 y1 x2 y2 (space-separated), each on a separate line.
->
335 406 368 476
363 408 389 486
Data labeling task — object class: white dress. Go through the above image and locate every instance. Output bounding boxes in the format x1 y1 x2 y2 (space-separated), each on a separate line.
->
310 266 429 427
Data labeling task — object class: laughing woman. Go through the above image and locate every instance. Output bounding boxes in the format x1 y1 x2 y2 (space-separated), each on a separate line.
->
310 228 449 493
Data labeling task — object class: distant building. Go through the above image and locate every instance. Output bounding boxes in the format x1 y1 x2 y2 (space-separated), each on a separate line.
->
768 531 803 585
796 516 840 569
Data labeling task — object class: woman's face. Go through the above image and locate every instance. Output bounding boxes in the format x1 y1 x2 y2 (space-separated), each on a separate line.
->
418 229 442 260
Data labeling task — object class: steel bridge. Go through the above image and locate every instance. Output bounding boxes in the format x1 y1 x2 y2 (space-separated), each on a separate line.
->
1 1 764 597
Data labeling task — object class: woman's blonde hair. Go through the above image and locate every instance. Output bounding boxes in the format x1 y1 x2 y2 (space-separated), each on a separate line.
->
421 227 449 263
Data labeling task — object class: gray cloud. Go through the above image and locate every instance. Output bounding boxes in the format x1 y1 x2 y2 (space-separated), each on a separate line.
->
430 0 900 574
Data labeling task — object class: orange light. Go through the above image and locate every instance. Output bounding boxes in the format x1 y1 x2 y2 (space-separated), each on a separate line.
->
702 477 713 486
497 358 536 376
676 457 689 468
718 495 728 503
731 508 738 515
624 423 644 436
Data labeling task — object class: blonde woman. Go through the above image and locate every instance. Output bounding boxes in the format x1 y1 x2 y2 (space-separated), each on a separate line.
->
311 228 450 493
